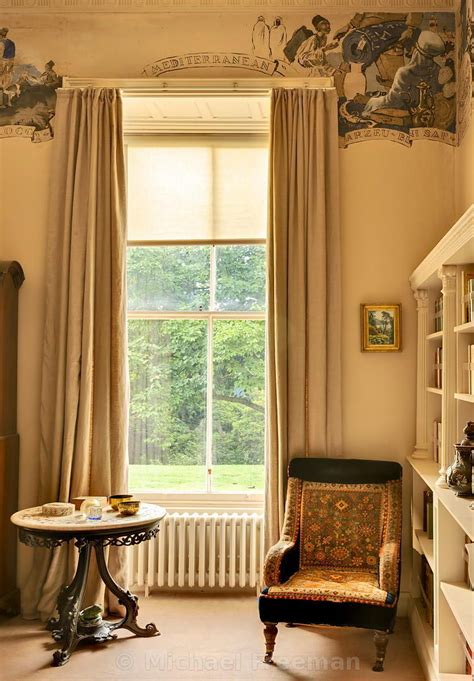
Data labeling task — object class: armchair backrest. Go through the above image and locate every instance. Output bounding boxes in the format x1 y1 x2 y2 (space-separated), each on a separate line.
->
288 457 402 485
287 458 402 576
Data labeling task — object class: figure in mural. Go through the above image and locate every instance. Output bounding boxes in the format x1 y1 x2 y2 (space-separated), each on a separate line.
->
471 19 474 79
40 60 62 88
362 31 445 127
269 17 287 62
335 13 423 90
0 29 62 142
141 10 459 148
428 15 439 33
252 17 270 60
283 15 349 95
457 0 473 142
294 15 339 76
0 27 15 89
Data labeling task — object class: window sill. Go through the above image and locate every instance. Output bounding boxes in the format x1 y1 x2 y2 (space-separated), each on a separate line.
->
129 490 264 514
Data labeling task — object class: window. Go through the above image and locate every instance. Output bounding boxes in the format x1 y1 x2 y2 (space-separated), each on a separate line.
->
126 136 268 495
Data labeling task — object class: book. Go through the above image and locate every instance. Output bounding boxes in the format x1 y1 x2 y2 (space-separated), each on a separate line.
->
465 539 474 590
437 421 442 463
469 279 474 323
434 346 443 389
434 295 443 332
419 556 434 627
469 345 474 395
423 490 434 538
432 421 441 463
461 270 474 323
459 631 473 675
426 501 434 540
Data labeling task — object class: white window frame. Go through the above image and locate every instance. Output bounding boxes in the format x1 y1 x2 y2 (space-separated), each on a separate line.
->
127 242 265 510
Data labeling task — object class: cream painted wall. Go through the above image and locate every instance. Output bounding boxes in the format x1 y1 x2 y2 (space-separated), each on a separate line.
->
455 105 474 215
0 10 470 593
0 139 51 579
340 140 457 592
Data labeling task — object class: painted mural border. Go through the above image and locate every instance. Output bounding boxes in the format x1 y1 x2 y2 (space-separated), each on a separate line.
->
0 7 468 145
0 0 456 12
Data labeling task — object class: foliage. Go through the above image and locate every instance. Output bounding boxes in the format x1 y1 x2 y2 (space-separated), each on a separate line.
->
127 246 210 311
127 246 266 477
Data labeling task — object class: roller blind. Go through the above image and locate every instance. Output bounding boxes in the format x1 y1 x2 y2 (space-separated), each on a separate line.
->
127 136 269 242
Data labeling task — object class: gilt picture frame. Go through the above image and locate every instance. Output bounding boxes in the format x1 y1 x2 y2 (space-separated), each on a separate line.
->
361 304 401 352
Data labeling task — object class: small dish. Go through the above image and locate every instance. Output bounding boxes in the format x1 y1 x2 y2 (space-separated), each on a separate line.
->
108 494 133 511
117 500 141 516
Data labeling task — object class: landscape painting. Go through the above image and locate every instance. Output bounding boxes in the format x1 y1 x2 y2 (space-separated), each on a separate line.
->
361 304 401 352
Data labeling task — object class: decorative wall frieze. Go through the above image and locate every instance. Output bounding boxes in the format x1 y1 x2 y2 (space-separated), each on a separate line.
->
0 0 455 13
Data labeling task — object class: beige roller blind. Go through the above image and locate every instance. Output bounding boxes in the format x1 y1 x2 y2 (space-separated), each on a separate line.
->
127 136 269 242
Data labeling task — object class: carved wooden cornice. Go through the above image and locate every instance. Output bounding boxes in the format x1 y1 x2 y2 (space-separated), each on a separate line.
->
0 0 456 12
0 261 25 290
409 205 474 292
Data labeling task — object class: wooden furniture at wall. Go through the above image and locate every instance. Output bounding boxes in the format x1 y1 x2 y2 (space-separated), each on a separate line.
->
409 205 474 681
0 260 25 615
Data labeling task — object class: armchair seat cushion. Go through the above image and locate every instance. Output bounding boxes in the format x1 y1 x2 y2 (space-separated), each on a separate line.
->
266 567 396 607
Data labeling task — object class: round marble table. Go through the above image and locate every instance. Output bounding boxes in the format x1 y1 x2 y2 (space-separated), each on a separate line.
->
11 502 166 666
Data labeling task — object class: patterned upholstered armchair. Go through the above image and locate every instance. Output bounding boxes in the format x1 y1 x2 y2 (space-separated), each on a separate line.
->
259 457 402 672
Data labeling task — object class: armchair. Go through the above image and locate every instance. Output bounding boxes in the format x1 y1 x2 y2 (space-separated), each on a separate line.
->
259 457 402 672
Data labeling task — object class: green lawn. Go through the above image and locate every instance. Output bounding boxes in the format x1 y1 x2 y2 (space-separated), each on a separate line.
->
129 464 264 492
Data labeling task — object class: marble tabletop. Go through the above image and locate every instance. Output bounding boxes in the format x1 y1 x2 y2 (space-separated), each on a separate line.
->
11 502 167 533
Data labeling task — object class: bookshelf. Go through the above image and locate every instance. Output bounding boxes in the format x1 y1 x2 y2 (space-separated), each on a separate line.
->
409 205 474 681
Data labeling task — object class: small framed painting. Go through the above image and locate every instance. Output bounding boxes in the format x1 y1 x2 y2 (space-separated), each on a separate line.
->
361 304 401 352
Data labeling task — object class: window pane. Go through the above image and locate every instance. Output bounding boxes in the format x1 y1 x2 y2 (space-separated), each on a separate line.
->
128 319 207 491
215 245 266 311
212 320 265 491
127 246 210 312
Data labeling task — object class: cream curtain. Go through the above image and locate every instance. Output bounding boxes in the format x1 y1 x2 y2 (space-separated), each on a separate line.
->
265 88 342 549
22 88 128 620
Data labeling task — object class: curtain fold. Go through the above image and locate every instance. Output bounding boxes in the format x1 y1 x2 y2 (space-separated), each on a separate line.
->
22 88 128 620
265 87 342 550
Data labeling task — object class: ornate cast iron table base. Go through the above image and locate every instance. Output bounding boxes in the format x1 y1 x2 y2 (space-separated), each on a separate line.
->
19 523 161 666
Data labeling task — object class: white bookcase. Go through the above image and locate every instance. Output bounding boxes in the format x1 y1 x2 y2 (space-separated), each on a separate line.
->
409 205 474 681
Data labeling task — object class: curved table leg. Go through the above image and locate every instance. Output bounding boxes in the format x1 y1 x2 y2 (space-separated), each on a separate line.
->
46 542 91 639
50 542 92 666
94 542 159 638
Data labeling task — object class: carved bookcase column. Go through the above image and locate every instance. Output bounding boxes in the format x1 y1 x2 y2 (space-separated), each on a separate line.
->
437 265 457 488
412 289 429 457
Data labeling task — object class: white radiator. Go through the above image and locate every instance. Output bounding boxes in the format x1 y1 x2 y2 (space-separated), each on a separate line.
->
128 512 265 595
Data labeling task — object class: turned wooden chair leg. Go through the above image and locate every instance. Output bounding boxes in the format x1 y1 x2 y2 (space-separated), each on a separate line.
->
263 622 278 664
373 630 390 672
